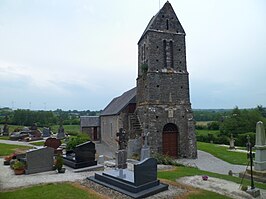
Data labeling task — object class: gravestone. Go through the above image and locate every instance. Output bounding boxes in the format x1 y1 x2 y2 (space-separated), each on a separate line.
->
27 130 42 141
57 124 66 139
88 158 168 198
141 131 151 161
23 147 54 174
116 150 127 169
115 128 127 169
42 127 52 137
127 138 142 158
44 138 62 155
229 134 235 149
63 141 97 169
254 121 266 171
30 123 38 131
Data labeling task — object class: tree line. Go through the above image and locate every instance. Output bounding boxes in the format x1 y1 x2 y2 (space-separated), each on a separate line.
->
0 108 101 127
196 105 266 146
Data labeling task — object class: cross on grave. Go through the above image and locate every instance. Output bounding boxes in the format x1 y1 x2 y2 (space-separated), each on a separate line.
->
141 130 151 161
115 128 127 169
246 135 260 197
116 128 127 150
143 131 150 148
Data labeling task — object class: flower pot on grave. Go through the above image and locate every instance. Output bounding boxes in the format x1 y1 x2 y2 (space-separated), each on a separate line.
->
58 168 66 173
4 160 10 165
14 169 25 175
202 175 208 181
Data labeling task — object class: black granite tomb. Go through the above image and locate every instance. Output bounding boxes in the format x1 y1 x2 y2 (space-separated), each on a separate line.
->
88 158 168 198
63 141 97 169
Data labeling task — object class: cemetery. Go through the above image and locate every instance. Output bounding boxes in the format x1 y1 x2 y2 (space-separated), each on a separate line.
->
1 121 266 198
0 1 266 199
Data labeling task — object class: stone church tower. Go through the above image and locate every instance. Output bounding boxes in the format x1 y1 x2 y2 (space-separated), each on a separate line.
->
136 1 197 158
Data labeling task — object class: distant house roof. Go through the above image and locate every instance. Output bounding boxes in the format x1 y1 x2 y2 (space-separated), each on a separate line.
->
101 87 136 116
80 116 100 127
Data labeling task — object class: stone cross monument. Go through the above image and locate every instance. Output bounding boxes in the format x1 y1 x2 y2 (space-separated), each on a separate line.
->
141 130 151 161
229 134 235 149
115 128 127 169
254 121 266 171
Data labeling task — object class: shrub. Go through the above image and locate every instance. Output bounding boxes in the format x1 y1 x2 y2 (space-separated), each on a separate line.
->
196 134 229 145
152 153 184 167
66 134 90 151
235 132 255 147
195 124 206 130
13 160 25 170
141 63 148 74
207 121 220 130
55 154 63 171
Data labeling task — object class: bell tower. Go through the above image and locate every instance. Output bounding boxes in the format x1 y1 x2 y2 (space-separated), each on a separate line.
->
136 1 197 158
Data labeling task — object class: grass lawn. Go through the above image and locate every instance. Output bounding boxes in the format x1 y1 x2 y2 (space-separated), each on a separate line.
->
0 183 103 199
158 166 266 190
30 141 45 146
197 142 248 165
0 136 10 140
187 190 232 199
0 143 33 156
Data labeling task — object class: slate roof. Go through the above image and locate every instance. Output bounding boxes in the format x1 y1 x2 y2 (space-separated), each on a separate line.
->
80 116 100 127
138 1 185 44
101 87 136 116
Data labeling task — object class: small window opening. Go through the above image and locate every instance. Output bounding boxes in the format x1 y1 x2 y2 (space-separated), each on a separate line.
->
156 85 160 88
166 19 169 30
156 116 159 119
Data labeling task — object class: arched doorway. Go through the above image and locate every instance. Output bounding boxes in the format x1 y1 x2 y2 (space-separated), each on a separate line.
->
162 123 178 157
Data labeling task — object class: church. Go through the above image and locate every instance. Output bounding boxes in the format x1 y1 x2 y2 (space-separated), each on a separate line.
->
81 1 197 158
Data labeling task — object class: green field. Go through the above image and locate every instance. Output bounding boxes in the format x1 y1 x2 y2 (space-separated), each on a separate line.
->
196 129 220 136
197 142 247 165
196 121 212 126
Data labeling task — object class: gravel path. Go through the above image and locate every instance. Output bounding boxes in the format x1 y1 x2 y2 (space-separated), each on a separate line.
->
176 150 247 175
0 158 96 190
0 139 37 147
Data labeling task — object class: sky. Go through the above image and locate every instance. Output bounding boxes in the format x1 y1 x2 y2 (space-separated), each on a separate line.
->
0 0 265 111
